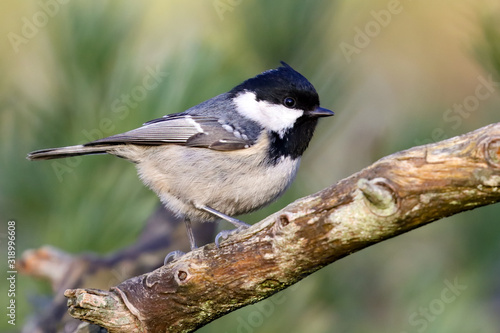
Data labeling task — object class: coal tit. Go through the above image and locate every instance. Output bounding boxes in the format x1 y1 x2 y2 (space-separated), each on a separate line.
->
27 62 333 262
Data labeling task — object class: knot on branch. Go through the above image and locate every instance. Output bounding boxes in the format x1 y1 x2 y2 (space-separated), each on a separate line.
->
277 214 290 228
358 178 399 217
173 264 192 285
475 137 500 187
486 138 500 168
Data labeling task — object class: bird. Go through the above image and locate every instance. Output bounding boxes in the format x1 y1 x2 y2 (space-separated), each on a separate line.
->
27 62 334 263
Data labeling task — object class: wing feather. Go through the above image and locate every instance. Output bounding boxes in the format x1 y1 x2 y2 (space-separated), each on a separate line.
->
85 114 257 151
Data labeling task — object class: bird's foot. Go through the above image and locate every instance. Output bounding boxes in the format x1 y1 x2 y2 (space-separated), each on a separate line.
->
163 250 185 265
215 225 249 248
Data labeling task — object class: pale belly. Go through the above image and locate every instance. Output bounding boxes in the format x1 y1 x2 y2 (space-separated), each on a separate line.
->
131 140 300 222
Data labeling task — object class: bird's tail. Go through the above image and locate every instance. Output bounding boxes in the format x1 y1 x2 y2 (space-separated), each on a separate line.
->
27 144 111 160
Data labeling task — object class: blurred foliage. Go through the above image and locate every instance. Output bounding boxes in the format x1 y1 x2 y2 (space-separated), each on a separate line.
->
475 12 500 82
0 0 500 332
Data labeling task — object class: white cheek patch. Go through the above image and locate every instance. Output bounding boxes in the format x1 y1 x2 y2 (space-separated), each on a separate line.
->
234 92 303 137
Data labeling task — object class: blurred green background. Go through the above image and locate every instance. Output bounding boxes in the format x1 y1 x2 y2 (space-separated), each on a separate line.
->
1 0 500 332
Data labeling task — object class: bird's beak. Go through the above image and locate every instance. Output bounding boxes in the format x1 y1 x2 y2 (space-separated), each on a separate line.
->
307 106 334 117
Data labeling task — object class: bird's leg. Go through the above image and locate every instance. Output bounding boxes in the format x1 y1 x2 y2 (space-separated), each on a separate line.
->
196 204 251 228
165 205 251 264
184 217 197 250
164 218 197 265
197 204 251 247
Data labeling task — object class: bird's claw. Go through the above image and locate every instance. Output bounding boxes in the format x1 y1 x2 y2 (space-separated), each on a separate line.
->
215 225 249 248
164 250 185 265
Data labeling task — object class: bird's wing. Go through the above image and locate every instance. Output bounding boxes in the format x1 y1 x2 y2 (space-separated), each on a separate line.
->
85 114 257 151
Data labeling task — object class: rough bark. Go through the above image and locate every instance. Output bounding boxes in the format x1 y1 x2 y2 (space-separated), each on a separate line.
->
65 122 500 332
18 207 216 333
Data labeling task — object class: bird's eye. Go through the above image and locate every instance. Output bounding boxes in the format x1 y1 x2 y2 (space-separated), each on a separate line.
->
283 97 296 108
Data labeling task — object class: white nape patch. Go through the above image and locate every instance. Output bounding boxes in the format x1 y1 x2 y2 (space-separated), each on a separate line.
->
234 91 303 137
185 115 204 133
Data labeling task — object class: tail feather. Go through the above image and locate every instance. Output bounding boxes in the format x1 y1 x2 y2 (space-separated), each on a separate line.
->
27 144 111 161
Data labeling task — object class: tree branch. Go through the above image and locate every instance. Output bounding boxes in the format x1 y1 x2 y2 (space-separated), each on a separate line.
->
18 206 216 332
65 122 500 332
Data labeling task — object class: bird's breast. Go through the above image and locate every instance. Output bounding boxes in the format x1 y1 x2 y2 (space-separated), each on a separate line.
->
134 132 301 221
